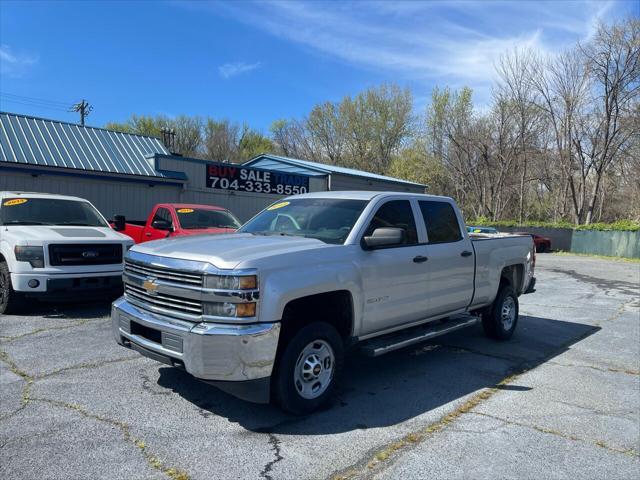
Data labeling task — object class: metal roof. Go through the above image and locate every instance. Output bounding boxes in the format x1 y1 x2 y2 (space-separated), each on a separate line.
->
0 111 172 178
245 154 426 187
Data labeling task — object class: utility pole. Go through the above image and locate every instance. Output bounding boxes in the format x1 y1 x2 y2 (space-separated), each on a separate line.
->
70 99 93 126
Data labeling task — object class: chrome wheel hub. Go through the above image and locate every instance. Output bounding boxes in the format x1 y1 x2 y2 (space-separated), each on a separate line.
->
294 339 335 400
501 296 516 330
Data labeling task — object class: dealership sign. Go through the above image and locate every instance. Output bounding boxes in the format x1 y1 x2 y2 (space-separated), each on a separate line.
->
205 163 309 195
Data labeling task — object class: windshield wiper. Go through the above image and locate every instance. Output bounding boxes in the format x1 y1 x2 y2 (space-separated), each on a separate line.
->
58 222 97 226
2 221 52 225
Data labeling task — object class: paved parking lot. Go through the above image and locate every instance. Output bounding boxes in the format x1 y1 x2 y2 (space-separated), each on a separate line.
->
1 254 639 480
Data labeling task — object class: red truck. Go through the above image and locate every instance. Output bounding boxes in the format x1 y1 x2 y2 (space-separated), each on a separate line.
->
112 203 241 243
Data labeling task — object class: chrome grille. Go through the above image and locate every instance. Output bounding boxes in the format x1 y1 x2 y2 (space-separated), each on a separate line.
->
125 284 202 317
124 259 203 286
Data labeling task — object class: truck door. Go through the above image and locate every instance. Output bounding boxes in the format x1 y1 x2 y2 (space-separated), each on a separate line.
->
143 206 174 241
418 200 474 316
358 199 429 335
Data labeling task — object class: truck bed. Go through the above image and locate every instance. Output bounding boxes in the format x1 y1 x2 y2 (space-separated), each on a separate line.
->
470 232 535 307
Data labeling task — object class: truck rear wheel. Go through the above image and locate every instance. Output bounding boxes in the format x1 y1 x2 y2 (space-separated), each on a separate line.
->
273 322 344 415
0 261 24 315
482 284 518 340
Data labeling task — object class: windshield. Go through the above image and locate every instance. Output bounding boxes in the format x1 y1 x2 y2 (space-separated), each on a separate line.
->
1 198 108 227
238 198 368 244
176 208 241 230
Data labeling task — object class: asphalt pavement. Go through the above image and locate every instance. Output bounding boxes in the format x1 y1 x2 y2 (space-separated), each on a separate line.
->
1 254 638 480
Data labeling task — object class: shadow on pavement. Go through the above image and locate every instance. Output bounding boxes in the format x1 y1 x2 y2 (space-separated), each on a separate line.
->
10 297 115 319
156 314 599 435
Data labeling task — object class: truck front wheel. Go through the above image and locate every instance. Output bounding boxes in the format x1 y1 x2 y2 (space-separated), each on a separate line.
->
273 322 344 415
0 261 24 315
482 284 518 340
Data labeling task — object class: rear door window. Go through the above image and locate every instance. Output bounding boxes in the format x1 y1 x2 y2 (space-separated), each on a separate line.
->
419 201 463 244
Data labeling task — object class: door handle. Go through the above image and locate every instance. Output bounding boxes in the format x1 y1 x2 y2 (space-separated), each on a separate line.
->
145 232 152 237
413 255 428 263
461 250 473 257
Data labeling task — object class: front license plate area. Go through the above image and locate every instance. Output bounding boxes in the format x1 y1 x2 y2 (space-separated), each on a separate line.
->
130 320 162 344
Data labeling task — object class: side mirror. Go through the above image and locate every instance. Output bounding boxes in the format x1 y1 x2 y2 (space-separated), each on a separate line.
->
151 219 172 230
363 227 405 249
113 215 126 232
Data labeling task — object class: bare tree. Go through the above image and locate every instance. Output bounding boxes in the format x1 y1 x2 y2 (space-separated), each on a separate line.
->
578 19 639 224
496 48 544 223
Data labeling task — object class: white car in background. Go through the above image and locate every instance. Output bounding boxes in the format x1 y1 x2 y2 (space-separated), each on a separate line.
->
0 191 133 314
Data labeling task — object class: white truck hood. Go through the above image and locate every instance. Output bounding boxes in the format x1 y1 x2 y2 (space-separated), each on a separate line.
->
130 233 331 270
2 225 131 244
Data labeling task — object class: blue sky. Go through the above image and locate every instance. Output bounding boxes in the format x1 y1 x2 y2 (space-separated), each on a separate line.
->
0 0 637 132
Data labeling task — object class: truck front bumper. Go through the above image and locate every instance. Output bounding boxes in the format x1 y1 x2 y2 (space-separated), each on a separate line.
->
111 297 280 403
12 271 122 295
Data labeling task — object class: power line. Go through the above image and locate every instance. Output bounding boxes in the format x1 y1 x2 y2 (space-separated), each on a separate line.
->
0 97 70 112
0 92 74 107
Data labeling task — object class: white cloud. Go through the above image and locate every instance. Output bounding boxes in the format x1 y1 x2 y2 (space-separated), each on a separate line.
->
218 61 262 79
186 0 626 103
0 45 38 77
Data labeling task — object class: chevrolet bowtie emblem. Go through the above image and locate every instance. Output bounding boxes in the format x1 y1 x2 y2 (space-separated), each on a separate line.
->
143 277 159 296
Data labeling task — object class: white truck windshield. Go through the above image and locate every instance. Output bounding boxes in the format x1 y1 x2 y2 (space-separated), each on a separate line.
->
239 198 368 244
1 198 108 227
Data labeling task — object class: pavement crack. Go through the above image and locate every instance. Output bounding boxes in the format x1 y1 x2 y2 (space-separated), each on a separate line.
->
260 433 284 480
439 344 523 363
30 397 191 480
472 411 639 457
329 373 522 480
548 360 640 376
0 318 102 343
37 356 139 380
0 350 34 421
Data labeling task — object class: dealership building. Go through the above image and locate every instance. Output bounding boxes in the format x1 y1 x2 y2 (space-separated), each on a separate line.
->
0 111 425 221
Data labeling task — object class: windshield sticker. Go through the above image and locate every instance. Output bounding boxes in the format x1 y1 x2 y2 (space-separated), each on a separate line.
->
267 201 290 211
177 208 194 213
473 229 482 233
3 198 28 206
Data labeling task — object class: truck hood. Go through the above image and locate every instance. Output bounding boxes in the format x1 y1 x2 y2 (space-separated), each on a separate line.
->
130 233 330 269
2 225 132 244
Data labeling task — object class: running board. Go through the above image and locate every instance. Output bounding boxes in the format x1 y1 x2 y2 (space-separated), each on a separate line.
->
359 314 480 357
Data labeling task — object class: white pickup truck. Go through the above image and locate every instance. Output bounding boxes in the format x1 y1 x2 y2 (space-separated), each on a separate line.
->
112 191 536 414
0 191 134 313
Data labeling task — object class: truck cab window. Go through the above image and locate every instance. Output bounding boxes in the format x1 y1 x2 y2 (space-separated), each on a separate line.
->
364 200 418 245
419 201 462 244
151 208 173 230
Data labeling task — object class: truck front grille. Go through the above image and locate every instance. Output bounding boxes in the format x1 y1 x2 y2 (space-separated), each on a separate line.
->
49 244 122 266
124 259 203 287
124 284 203 316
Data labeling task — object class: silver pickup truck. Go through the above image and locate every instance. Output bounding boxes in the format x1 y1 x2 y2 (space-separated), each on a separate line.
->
112 191 536 414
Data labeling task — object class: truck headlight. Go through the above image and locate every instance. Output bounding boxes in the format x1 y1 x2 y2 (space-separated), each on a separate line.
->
14 246 45 268
204 302 256 317
204 274 257 290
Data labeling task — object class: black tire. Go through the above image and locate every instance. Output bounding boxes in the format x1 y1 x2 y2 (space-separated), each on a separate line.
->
273 322 344 415
482 284 518 340
0 261 24 315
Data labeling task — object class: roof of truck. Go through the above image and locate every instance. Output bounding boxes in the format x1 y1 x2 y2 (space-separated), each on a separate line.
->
0 191 93 202
285 190 454 202
160 203 227 211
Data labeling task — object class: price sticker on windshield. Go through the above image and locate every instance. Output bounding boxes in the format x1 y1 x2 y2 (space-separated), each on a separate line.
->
267 202 290 211
177 208 194 213
3 199 28 206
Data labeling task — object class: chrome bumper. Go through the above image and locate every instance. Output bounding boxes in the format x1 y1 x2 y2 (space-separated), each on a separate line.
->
111 297 280 382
